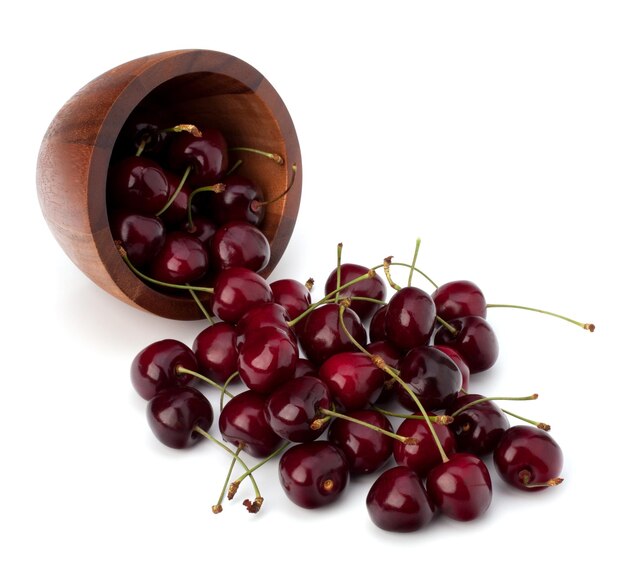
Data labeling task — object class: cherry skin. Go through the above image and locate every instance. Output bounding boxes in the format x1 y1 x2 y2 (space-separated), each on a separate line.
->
218 390 283 458
384 286 437 351
368 304 388 342
211 175 265 227
185 216 217 249
167 130 228 186
149 231 209 284
110 211 165 267
264 375 332 442
299 303 367 365
210 221 270 272
318 352 385 411
493 426 564 491
269 278 312 321
328 409 393 474
366 466 434 532
147 386 213 449
434 345 471 391
394 417 456 478
118 111 167 156
434 315 499 374
192 323 238 384
426 453 492 521
279 441 349 509
432 280 487 320
237 326 297 395
324 263 386 322
366 340 403 403
131 339 197 400
235 303 296 348
445 394 510 456
293 358 318 378
211 267 273 324
158 170 194 227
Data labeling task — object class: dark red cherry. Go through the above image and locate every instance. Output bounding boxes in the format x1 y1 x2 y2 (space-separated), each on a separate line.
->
426 453 492 521
158 170 194 227
237 326 297 395
269 279 312 321
279 441 349 509
494 426 564 491
434 315 499 374
218 390 283 458
394 417 456 478
185 216 217 249
369 305 388 342
328 409 393 474
294 358 318 378
149 231 209 284
445 394 510 456
366 466 434 532
192 323 238 384
211 175 265 226
318 352 385 411
167 130 228 186
118 111 167 156
432 280 487 320
147 386 213 449
264 375 332 442
384 287 436 351
110 211 165 267
397 346 462 411
131 339 197 400
236 303 296 348
365 340 403 403
299 304 367 365
211 267 273 324
108 156 170 214
210 221 270 272
324 263 386 322
434 345 470 391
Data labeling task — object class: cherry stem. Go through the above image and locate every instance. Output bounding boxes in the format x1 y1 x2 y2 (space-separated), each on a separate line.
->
186 183 226 230
501 408 551 431
156 165 191 217
449 394 538 418
436 316 458 335
161 124 203 137
383 256 402 291
372 406 453 425
213 444 242 514
220 371 240 411
486 304 595 332
407 238 421 287
323 296 386 306
176 366 234 398
135 137 147 157
117 243 214 294
305 277 314 291
372 261 438 289
251 163 297 211
226 159 243 176
335 242 343 304
186 284 213 324
229 442 289 500
519 470 564 488
229 146 284 164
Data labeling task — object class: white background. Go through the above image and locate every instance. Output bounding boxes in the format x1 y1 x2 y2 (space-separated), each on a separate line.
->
1 1 623 561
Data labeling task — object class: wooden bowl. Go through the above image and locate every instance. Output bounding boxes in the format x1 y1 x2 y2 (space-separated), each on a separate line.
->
37 49 302 320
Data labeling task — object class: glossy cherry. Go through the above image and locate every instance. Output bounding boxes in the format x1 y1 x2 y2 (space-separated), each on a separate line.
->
493 426 564 491
235 303 296 348
219 390 283 458
185 216 217 249
211 267 273 324
426 453 492 521
293 358 317 378
210 221 270 272
365 340 403 403
167 129 228 186
324 263 386 321
110 211 165 267
366 466 434 532
147 386 214 449
279 441 349 509
131 339 197 400
158 170 195 227
211 175 265 226
434 345 471 391
384 286 436 351
369 304 388 342
264 375 332 442
434 315 499 374
149 231 209 284
432 280 487 320
192 323 238 384
328 409 393 474
269 278 312 321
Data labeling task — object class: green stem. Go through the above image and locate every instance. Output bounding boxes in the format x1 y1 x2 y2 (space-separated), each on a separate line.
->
229 442 290 500
407 238 421 287
156 165 191 217
135 138 146 157
251 164 297 212
322 296 386 306
436 316 458 335
229 146 284 164
371 261 438 289
186 285 213 324
220 371 240 411
450 394 538 418
486 304 595 332
186 183 225 230
501 408 551 431
213 445 242 514
317 408 416 444
226 159 243 176
372 406 452 425
176 366 233 397
335 242 343 304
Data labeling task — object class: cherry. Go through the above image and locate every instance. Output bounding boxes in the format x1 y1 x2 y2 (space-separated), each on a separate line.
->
219 390 283 458
237 326 297 395
131 339 197 400
433 315 499 374
445 394 510 456
324 263 386 321
118 110 167 156
278 441 349 509
269 278 312 321
211 267 273 324
293 358 317 378
434 345 470 391
368 304 388 342
236 303 296 348
149 231 209 284
167 130 228 186
210 221 270 272
110 211 165 267
328 409 393 474
397 346 462 411
432 280 487 320
211 175 265 226
158 170 195 227
393 417 456 478
493 426 564 491
426 453 492 521
147 386 214 449
366 466 434 532
192 323 238 384
365 340 403 403
185 216 217 249
384 286 436 351
264 375 332 442
318 352 385 411
299 303 367 365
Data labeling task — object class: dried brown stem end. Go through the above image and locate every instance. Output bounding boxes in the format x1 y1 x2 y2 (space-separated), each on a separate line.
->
227 480 240 500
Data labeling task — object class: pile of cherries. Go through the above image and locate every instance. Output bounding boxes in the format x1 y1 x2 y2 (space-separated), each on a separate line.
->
116 117 593 532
